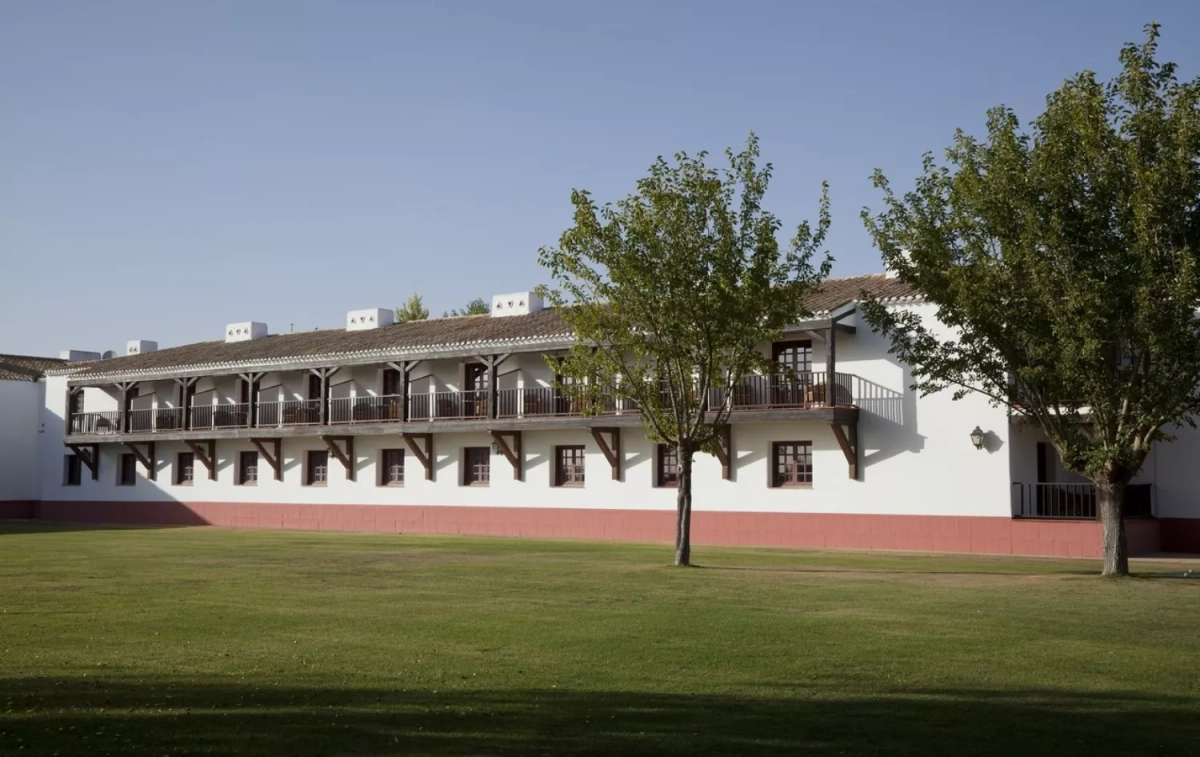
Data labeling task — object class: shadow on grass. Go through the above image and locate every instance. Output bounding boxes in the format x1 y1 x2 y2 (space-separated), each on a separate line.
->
0 520 189 536
1 677 1197 756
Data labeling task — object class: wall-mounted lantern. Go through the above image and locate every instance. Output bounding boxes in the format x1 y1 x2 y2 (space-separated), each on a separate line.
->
491 440 502 455
969 426 985 450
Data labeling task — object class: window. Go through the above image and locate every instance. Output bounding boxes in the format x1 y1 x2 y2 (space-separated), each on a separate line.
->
462 447 490 486
68 391 85 415
176 452 195 486
655 444 679 488
306 450 329 486
63 454 81 486
238 451 258 486
772 442 813 488
380 448 405 486
773 340 813 374
308 374 323 401
554 445 586 487
118 453 137 486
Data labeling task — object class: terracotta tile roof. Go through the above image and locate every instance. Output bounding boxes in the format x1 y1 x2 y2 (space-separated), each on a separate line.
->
0 353 69 382
805 273 921 314
60 308 576 381
54 274 921 382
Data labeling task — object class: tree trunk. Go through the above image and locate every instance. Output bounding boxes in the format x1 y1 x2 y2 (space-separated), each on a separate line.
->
674 445 693 566
1096 477 1129 577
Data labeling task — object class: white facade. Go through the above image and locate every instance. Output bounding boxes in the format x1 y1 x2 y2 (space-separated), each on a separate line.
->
12 295 1200 556
0 379 46 503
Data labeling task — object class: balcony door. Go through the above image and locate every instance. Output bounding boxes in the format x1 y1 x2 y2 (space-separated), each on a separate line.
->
464 363 489 417
771 340 812 406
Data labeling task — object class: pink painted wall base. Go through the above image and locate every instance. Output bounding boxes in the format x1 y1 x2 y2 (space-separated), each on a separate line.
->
22 501 1193 557
0 501 36 519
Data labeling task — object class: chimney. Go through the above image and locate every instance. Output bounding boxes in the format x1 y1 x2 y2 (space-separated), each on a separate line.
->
490 291 544 318
58 349 102 362
346 308 395 331
225 322 268 343
884 249 912 279
126 340 158 356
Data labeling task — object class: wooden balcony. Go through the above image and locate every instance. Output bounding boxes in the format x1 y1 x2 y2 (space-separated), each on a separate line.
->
63 373 860 443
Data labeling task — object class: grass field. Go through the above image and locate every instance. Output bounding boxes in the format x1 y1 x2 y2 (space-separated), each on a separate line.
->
1 522 1198 756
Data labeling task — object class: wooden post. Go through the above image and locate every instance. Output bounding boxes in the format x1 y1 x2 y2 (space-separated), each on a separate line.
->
590 427 621 480
401 433 433 481
826 324 837 407
250 438 283 481
489 430 522 480
320 436 356 482
185 440 218 481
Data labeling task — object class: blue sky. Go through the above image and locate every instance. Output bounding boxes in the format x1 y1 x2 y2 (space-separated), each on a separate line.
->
3 1 1198 356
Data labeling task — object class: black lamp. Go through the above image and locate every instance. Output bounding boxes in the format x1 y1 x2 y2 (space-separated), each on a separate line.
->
969 426 985 450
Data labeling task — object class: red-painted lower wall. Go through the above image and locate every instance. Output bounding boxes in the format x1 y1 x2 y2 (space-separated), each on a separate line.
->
0 501 36 520
25 500 1192 557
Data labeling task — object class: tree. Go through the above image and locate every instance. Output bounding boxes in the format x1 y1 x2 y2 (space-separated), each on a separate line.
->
444 298 490 317
395 293 429 322
860 25 1200 577
538 134 831 566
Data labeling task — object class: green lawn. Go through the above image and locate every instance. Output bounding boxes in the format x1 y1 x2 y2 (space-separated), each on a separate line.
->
1 523 1198 756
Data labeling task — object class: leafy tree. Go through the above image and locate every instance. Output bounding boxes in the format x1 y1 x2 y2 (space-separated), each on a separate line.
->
538 134 831 566
444 298 490 317
860 25 1200 576
395 293 429 323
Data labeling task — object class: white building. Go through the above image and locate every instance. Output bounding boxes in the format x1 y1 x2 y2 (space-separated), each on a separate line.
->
11 275 1200 557
0 353 68 517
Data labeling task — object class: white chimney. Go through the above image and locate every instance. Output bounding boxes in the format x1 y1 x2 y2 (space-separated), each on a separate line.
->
884 249 912 279
346 308 395 331
126 340 158 356
59 350 102 362
225 322 268 343
490 291 544 318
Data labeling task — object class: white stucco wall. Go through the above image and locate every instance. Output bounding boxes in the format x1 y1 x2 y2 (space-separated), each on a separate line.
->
0 379 45 502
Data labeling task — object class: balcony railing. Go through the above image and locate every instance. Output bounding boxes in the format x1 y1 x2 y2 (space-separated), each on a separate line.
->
191 403 251 431
328 394 405 424
495 387 632 418
65 373 858 437
408 390 490 421
709 371 854 411
1013 482 1154 520
69 411 121 435
256 400 322 427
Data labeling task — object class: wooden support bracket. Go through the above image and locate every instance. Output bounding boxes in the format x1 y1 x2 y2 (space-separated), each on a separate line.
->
250 438 283 481
590 427 622 480
320 436 355 481
489 430 523 480
66 443 100 480
830 421 859 480
713 424 732 480
124 441 156 480
401 433 434 481
185 440 218 481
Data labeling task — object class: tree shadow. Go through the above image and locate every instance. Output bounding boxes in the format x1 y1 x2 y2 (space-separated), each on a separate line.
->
0 677 1195 756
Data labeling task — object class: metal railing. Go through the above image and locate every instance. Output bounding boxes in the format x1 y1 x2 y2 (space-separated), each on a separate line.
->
708 371 854 410
328 395 405 425
64 372 862 437
409 390 489 421
1013 482 1154 519
69 411 121 435
155 407 185 431
495 387 632 418
191 403 251 430
254 399 323 427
